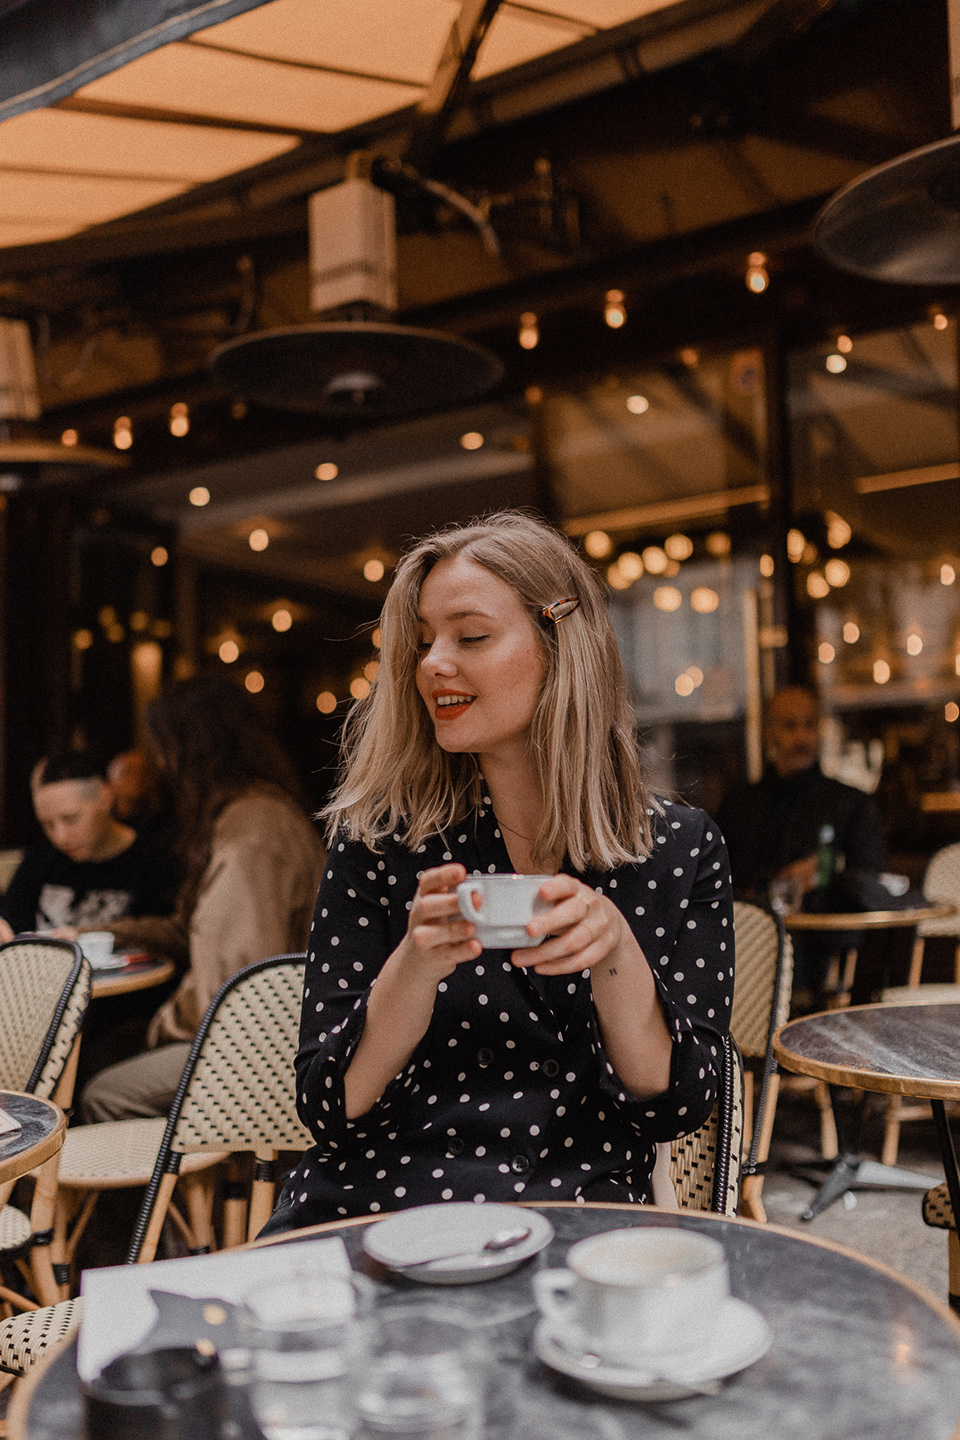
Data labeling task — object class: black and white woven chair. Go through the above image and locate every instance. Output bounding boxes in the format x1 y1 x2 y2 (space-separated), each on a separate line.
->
127 953 311 1263
0 939 89 1389
730 902 793 1222
0 938 89 1312
668 1033 744 1215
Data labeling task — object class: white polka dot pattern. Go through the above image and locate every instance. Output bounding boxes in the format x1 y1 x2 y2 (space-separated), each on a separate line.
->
266 802 734 1231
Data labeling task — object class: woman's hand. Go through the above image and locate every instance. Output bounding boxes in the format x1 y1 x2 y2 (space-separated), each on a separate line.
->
395 862 482 985
511 873 628 976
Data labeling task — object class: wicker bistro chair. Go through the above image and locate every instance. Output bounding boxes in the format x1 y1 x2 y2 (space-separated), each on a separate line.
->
126 953 311 1265
730 902 794 1222
668 1033 744 1214
0 939 90 1317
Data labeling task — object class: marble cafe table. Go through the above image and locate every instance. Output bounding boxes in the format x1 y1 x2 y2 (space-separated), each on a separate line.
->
12 1202 960 1440
775 1003 960 1266
0 1091 65 1187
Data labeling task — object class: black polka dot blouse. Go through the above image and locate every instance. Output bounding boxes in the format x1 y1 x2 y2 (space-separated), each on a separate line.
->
261 797 733 1234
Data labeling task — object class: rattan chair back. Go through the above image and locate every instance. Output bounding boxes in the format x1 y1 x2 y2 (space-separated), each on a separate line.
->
920 842 960 938
128 954 309 1261
0 937 89 1098
731 902 792 1059
669 1034 743 1214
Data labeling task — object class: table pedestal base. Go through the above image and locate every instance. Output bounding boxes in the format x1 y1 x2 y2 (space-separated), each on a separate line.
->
797 1157 942 1221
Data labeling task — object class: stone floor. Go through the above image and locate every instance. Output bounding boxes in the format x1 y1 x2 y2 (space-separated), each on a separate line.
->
759 1081 948 1303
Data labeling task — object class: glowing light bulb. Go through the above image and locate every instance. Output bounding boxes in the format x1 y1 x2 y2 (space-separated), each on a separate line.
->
947 702 960 722
690 587 719 614
665 533 693 561
604 289 626 328
350 676 371 699
271 608 292 632
641 546 666 575
675 673 695 696
759 554 774 578
654 586 682 612
843 622 860 643
934 312 950 331
942 564 956 585
906 633 923 656
151 546 168 567
315 462 338 481
460 432 484 450
245 670 264 693
113 416 132 449
364 559 385 582
807 573 830 599
249 528 269 552
787 529 806 563
219 640 239 663
825 353 847 374
745 252 769 293
316 691 336 714
819 642 835 664
836 334 853 354
584 530 612 558
873 659 891 684
189 487 210 507
826 512 852 548
61 429 78 447
626 394 649 414
518 312 539 349
169 402 189 437
824 559 850 587
618 552 644 582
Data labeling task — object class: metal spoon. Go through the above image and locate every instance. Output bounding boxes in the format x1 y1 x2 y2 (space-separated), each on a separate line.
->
394 1224 532 1271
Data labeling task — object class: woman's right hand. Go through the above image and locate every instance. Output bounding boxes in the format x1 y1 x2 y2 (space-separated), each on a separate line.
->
396 862 481 984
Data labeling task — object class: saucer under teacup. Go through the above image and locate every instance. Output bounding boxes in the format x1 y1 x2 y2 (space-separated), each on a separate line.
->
533 1296 772 1401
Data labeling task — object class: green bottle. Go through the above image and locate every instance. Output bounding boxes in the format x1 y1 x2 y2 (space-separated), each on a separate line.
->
816 824 835 890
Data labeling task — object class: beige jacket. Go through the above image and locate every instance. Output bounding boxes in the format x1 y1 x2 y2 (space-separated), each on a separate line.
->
109 787 326 1047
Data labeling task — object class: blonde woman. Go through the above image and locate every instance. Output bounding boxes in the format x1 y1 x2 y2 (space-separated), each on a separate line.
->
262 513 733 1232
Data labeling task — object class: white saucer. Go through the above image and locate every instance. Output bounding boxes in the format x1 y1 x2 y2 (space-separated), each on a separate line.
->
363 1202 554 1284
87 952 129 971
534 1297 772 1401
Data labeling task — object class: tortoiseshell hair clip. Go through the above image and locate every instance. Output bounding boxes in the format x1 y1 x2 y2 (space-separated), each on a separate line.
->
539 597 580 625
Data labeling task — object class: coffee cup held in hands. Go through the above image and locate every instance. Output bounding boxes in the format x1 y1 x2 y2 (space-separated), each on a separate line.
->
533 1228 729 1368
456 873 552 950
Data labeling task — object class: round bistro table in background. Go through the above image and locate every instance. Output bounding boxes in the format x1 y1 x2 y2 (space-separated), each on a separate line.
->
0 1091 65 1186
89 957 174 1001
11 1203 960 1440
775 1002 960 1287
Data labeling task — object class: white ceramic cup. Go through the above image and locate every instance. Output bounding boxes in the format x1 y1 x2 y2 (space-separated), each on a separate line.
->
533 1227 729 1367
456 874 552 950
79 931 115 967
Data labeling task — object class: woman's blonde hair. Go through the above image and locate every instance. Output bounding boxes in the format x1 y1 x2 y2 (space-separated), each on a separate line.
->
323 511 655 869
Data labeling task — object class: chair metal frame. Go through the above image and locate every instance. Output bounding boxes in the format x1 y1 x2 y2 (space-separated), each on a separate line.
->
127 953 310 1264
669 1033 744 1215
730 901 795 1221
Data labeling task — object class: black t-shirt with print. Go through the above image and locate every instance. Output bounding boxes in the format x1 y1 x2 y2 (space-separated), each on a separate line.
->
0 831 180 934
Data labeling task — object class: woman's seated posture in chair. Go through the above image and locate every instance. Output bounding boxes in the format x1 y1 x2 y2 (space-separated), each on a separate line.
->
262 513 733 1233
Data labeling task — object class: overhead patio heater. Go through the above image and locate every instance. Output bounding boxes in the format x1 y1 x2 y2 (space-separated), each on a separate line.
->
209 163 503 421
814 0 960 283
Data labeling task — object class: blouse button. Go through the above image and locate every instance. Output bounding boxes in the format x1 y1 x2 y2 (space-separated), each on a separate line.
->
541 1059 560 1078
477 1048 494 1068
511 1155 531 1174
446 1137 465 1157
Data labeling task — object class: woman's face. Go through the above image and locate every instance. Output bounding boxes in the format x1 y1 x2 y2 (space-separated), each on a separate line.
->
415 554 547 765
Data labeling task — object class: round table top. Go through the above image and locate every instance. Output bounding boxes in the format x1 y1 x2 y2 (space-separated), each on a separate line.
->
90 956 174 1000
14 1203 960 1440
774 1000 960 1099
0 1090 65 1186
783 902 955 931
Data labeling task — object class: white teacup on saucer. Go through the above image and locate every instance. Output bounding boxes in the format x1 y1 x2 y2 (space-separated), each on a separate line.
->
79 931 115 968
456 874 551 950
533 1227 728 1371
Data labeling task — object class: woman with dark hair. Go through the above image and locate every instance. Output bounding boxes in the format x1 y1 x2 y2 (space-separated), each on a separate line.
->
81 675 326 1122
261 512 732 1234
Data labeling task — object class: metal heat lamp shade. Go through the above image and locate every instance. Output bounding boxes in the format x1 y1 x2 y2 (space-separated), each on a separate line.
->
814 131 960 285
209 321 503 419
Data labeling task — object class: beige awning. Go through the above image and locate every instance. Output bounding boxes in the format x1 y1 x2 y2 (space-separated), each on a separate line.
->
0 0 691 248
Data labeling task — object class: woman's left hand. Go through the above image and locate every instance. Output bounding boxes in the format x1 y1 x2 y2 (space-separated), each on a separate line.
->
511 873 628 976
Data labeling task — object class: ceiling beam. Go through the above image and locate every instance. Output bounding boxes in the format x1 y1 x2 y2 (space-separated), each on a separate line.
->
405 0 502 172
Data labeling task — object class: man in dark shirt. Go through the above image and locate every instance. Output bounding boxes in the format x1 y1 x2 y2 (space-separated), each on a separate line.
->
717 686 885 900
716 686 886 1004
0 751 179 940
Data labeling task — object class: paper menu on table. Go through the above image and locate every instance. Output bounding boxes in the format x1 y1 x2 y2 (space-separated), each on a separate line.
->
78 1235 351 1380
0 1107 22 1134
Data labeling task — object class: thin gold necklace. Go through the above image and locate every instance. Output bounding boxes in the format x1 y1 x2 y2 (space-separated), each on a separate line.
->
497 817 536 843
